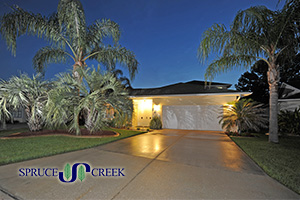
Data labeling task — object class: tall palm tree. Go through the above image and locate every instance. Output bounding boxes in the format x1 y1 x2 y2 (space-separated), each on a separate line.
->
46 67 132 134
219 99 268 134
0 74 50 131
198 1 300 143
0 0 138 80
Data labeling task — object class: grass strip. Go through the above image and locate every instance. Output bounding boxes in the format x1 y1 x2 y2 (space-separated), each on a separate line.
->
231 135 300 194
0 128 145 166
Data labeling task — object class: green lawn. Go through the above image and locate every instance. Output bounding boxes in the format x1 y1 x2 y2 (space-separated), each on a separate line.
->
231 135 300 194
0 128 145 166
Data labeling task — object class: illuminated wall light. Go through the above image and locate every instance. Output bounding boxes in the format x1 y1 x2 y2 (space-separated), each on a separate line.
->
138 99 153 111
153 104 160 112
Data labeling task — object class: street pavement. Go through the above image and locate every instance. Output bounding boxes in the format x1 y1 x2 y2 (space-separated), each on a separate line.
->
0 129 299 199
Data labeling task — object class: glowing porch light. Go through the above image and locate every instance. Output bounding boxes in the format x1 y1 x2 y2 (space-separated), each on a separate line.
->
134 99 152 111
153 104 161 112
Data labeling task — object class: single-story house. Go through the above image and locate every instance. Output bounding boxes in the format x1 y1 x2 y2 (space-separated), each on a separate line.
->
129 80 251 131
279 81 300 111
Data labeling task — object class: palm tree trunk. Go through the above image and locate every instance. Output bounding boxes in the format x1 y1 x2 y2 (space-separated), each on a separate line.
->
2 119 7 130
268 61 279 143
25 108 43 132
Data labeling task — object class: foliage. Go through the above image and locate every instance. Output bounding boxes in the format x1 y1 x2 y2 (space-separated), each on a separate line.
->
0 0 138 79
235 60 270 103
110 111 132 129
198 3 300 81
111 69 132 88
235 55 300 104
278 108 300 135
0 89 11 130
150 115 162 129
219 99 268 134
45 66 132 134
0 74 50 131
198 1 300 143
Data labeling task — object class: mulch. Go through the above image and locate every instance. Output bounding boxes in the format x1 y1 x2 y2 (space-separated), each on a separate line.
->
5 128 118 138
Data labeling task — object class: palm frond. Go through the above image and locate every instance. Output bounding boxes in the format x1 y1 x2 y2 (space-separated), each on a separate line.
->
33 46 71 73
86 19 120 50
57 0 86 50
46 66 132 134
198 3 299 82
219 99 268 133
87 45 138 80
0 5 63 56
0 73 50 131
205 54 257 81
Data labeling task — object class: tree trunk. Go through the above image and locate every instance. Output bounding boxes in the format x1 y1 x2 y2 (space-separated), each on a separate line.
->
85 109 93 132
268 61 279 143
2 119 7 130
25 109 43 132
72 59 85 83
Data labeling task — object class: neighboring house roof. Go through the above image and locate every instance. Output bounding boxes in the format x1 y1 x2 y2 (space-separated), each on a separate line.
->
129 80 249 97
279 81 300 100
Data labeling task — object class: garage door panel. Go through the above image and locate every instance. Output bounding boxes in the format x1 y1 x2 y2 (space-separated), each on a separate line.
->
162 105 222 131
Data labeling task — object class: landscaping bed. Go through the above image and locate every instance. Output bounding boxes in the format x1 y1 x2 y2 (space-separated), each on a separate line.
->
4 128 117 138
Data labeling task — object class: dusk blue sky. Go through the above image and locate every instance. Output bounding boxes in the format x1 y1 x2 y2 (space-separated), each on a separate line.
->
0 0 280 89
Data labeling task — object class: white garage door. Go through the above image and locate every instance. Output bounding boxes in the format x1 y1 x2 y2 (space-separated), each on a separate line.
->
162 105 223 131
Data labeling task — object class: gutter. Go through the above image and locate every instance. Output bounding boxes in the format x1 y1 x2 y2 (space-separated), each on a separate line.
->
129 92 251 99
278 98 300 102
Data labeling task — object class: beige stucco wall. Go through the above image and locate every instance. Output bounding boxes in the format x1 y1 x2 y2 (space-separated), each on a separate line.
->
131 94 241 128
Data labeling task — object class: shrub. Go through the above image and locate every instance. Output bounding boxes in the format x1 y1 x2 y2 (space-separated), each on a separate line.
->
150 115 162 129
110 112 132 129
0 74 49 132
278 108 300 135
46 67 132 135
219 99 268 134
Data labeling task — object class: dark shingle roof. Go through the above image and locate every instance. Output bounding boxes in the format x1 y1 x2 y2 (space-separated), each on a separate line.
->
280 93 300 100
128 80 241 96
286 81 300 89
279 81 300 99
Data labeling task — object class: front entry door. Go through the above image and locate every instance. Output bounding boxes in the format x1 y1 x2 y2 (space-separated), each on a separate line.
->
136 100 152 126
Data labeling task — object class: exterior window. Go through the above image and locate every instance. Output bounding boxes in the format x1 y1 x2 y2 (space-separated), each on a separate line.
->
12 109 22 118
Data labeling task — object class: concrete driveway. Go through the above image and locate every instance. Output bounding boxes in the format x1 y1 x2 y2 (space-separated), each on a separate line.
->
0 129 299 199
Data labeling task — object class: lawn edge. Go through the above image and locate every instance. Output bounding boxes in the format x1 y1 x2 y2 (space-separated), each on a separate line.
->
230 136 300 195
0 129 146 166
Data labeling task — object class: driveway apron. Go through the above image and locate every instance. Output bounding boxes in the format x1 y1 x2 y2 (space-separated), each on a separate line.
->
0 129 299 199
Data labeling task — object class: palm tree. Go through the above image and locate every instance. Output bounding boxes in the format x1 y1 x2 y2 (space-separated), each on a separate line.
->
0 74 50 131
0 91 11 130
46 67 132 134
219 99 268 134
198 1 300 143
0 0 138 81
